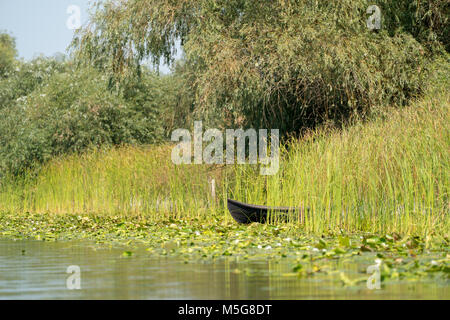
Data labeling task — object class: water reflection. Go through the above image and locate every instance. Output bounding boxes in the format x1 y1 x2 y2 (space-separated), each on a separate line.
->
0 240 447 299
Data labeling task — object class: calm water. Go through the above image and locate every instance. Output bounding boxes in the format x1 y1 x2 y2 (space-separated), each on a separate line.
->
0 240 448 300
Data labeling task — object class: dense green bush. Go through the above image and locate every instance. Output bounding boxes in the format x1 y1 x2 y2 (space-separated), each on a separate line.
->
379 0 449 52
0 56 68 110
0 65 166 176
121 63 195 138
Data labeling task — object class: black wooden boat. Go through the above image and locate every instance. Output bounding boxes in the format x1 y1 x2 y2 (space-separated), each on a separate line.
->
227 199 304 224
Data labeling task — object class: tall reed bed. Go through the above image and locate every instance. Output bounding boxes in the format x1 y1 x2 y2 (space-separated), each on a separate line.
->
235 92 449 235
0 145 227 221
235 62 449 235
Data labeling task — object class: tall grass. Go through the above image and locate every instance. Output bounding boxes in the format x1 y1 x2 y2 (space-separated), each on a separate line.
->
0 145 226 221
235 59 449 235
0 61 448 236
236 93 449 235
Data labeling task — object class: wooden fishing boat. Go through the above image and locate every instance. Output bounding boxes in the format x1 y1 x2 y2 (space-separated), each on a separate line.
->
227 199 304 224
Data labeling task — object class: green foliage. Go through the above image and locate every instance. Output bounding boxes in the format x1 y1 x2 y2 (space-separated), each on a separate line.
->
1 2 448 177
72 0 444 131
1 59 448 235
0 32 17 78
0 56 68 110
121 63 195 138
0 63 165 176
0 50 193 177
378 0 449 52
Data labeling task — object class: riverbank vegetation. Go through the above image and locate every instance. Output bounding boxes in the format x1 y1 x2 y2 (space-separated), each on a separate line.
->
0 57 448 237
0 0 448 264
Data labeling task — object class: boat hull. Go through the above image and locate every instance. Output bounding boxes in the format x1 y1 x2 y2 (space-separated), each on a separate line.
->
227 199 302 224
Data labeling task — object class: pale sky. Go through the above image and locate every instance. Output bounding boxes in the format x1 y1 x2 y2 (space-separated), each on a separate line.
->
0 0 179 73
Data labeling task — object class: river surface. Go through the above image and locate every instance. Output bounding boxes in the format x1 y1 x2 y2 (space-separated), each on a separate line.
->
0 240 448 299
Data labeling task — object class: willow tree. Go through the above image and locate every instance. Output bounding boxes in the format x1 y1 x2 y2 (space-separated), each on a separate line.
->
72 0 446 132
